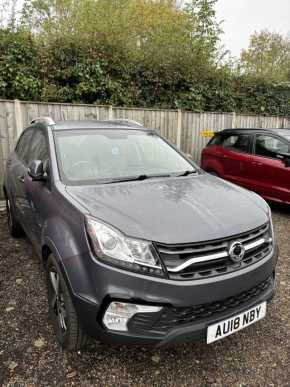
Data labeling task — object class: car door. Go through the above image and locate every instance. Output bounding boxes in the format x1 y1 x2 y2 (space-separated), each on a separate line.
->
219 132 254 189
24 127 51 246
8 128 34 227
249 133 290 202
201 134 225 173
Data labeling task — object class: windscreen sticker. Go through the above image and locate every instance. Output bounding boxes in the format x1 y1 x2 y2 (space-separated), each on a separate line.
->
112 147 120 156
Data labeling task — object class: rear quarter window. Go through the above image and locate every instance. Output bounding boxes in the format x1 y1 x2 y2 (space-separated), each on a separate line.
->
207 135 222 146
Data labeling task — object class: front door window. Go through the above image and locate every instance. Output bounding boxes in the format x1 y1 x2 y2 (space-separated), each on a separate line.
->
254 135 290 159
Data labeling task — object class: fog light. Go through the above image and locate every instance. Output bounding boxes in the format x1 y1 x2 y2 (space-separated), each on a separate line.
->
103 301 162 331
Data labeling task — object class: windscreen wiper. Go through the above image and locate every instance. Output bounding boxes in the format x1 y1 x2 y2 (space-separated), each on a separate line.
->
101 174 172 184
176 170 197 177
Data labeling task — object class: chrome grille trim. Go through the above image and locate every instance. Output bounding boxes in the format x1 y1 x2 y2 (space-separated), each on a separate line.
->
158 224 268 256
158 243 228 255
167 237 267 273
155 223 271 280
167 251 228 272
244 237 268 252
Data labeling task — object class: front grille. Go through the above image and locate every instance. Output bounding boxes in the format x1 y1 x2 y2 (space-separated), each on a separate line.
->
129 276 273 334
155 223 272 280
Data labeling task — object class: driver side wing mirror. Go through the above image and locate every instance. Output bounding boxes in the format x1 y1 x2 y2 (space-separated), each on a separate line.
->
28 160 47 181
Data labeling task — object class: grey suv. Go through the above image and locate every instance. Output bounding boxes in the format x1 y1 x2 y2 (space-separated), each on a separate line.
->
3 118 278 350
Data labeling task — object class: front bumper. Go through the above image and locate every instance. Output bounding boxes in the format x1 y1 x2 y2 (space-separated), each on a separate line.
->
68 245 278 347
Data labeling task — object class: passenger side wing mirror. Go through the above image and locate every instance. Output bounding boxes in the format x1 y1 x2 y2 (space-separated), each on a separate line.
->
284 158 290 168
28 160 46 181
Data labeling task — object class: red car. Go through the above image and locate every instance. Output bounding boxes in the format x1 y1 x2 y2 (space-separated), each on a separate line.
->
201 128 290 205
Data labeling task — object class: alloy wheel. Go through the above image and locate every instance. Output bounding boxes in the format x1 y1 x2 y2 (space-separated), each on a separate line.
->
6 198 13 230
49 269 67 333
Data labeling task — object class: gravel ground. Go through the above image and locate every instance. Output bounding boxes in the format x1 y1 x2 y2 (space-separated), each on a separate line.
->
0 205 290 387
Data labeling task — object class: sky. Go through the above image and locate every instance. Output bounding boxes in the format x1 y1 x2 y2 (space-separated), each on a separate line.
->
215 0 290 57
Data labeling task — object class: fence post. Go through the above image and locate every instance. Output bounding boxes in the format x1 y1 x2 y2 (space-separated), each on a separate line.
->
231 111 236 128
14 99 23 142
176 109 182 150
108 105 113 120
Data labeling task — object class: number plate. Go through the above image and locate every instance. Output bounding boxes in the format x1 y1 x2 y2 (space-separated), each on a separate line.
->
207 302 266 344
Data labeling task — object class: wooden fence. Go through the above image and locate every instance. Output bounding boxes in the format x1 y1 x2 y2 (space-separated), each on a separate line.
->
0 99 289 198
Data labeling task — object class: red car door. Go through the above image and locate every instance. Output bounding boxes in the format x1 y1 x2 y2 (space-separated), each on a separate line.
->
217 133 254 189
248 133 290 204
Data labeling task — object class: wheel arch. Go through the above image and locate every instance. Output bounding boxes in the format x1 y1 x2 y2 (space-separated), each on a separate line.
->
2 185 7 198
41 232 96 304
42 243 52 265
41 237 75 296
206 169 219 176
203 162 224 177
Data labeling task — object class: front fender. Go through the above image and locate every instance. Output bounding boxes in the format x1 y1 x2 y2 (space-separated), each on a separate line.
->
42 216 97 304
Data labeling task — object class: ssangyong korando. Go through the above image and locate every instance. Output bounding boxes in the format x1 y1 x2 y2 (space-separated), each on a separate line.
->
4 118 278 350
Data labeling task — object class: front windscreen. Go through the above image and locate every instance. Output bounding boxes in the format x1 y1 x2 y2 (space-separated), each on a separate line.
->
54 129 195 185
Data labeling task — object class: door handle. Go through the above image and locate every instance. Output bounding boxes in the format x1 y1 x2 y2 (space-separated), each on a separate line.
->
17 175 25 183
251 161 263 166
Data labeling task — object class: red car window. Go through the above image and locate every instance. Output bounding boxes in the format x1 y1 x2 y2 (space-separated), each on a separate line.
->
221 134 251 154
255 135 290 159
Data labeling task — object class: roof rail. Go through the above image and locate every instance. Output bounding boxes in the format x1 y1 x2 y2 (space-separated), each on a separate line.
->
106 119 144 127
30 116 56 126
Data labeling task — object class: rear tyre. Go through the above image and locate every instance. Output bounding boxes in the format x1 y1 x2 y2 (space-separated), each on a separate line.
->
5 195 23 238
46 254 89 350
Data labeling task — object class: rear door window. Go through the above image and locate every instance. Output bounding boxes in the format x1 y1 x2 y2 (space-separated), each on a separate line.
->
221 134 251 154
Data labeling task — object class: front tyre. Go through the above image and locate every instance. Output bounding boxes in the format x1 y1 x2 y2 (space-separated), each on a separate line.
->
5 195 23 237
46 254 89 350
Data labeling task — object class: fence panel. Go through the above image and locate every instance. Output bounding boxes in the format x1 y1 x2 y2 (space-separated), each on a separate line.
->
234 114 284 129
181 112 234 164
0 99 289 198
0 101 16 195
112 107 180 145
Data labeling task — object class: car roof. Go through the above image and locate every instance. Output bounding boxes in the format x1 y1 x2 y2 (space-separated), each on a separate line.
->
51 120 149 131
218 128 290 138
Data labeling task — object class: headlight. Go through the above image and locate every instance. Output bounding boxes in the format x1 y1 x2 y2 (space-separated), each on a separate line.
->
266 203 275 245
85 217 164 276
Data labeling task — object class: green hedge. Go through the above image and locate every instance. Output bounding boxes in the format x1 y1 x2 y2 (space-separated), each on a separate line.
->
0 29 289 116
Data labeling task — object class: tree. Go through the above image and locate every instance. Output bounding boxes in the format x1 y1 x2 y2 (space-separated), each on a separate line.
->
240 30 290 83
19 0 222 104
184 0 222 59
0 0 289 115
0 29 41 99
